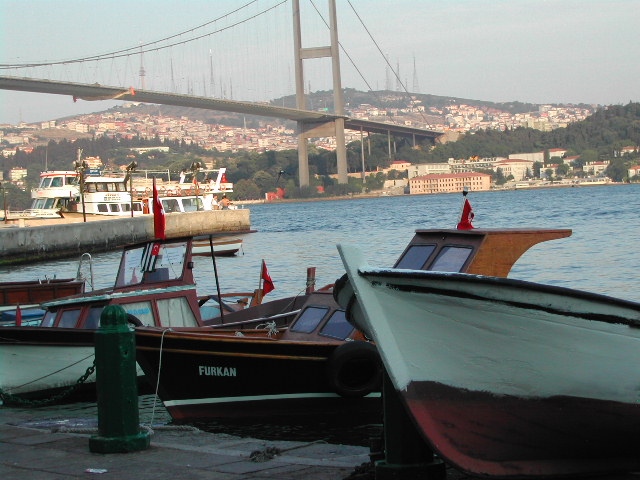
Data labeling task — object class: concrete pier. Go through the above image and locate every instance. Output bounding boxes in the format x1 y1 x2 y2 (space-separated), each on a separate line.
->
0 209 251 266
0 408 370 480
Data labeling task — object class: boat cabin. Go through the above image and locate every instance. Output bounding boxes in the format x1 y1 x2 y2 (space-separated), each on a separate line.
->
394 228 572 277
38 238 204 329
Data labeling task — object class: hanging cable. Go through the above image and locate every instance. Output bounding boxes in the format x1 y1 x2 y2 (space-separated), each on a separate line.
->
345 0 430 125
0 0 288 69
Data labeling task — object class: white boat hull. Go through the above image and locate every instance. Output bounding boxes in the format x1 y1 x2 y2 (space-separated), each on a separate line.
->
1 344 95 396
337 244 640 478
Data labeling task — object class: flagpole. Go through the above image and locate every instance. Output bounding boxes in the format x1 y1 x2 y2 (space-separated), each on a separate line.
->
458 186 469 227
257 260 265 304
209 235 224 323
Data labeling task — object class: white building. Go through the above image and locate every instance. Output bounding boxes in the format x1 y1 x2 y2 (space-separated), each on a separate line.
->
407 163 451 179
508 151 544 163
494 159 535 181
583 161 609 176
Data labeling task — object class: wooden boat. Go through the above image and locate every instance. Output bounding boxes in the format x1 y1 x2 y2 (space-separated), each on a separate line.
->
0 278 85 326
335 232 640 478
134 227 570 421
135 288 381 420
191 236 243 257
0 236 244 400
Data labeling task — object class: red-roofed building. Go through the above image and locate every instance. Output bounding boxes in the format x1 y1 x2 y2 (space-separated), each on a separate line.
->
409 173 491 195
628 165 640 179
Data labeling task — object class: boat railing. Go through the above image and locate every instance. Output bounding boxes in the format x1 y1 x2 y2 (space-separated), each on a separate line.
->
76 253 95 291
209 309 301 330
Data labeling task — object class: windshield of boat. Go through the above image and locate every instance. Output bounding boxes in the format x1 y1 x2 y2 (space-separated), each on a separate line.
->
395 244 437 269
430 246 473 272
319 309 354 340
115 240 188 287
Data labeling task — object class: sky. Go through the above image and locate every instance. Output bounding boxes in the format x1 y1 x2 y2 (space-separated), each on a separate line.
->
1 0 639 125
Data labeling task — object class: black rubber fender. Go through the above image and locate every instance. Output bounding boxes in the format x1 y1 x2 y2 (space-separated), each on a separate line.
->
126 313 143 327
326 341 381 398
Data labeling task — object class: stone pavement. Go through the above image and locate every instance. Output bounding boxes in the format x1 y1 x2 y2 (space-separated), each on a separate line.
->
0 410 371 480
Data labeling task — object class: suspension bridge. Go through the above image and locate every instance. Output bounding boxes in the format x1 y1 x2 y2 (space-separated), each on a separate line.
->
0 0 442 186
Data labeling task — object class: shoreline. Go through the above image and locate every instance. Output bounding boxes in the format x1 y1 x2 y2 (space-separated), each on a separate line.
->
234 181 632 206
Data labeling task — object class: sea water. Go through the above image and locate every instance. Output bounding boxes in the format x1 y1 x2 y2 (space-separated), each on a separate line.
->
2 184 639 301
2 184 639 444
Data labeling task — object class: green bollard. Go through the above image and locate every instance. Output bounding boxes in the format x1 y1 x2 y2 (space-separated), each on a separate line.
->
89 305 150 453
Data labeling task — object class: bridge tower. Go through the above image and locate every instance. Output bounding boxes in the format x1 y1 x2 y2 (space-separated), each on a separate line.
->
292 0 348 186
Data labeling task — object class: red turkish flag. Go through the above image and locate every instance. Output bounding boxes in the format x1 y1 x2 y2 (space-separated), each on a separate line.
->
152 178 166 239
457 198 475 230
261 260 275 296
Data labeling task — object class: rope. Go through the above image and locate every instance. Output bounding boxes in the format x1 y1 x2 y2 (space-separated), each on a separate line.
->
51 424 200 435
148 328 171 427
254 320 278 337
250 440 328 462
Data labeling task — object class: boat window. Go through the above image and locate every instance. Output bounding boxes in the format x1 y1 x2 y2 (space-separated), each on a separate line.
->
50 177 63 187
96 183 108 192
98 204 109 212
157 297 198 327
43 198 56 209
57 309 82 328
430 246 473 272
132 203 143 212
40 310 56 327
162 198 180 213
395 244 437 269
106 183 116 192
290 306 330 333
32 199 45 209
66 176 77 185
84 306 105 329
319 310 354 340
121 203 131 212
86 183 97 193
116 241 188 287
109 204 120 213
121 301 155 326
181 198 201 212
40 177 52 188
116 183 127 192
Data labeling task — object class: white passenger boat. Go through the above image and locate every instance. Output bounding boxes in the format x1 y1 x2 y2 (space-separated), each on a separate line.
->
26 170 142 218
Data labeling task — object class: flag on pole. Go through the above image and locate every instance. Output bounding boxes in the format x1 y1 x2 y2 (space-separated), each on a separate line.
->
260 260 275 295
457 198 475 230
152 178 166 239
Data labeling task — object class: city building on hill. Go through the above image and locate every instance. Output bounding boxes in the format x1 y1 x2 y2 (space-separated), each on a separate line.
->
448 157 502 173
547 148 568 159
409 172 491 195
407 162 451 178
628 165 640 178
509 151 544 163
9 167 28 182
583 161 610 176
83 156 103 170
494 159 535 181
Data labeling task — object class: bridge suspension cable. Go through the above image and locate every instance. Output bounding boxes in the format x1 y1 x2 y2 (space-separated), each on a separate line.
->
0 0 287 69
345 0 429 126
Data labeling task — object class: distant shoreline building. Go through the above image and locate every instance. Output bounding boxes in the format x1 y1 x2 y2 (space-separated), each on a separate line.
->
409 172 491 195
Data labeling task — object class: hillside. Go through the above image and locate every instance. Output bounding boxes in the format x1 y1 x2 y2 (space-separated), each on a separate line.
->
420 103 640 163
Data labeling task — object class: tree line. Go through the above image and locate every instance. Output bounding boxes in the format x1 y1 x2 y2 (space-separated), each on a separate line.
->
2 103 640 209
